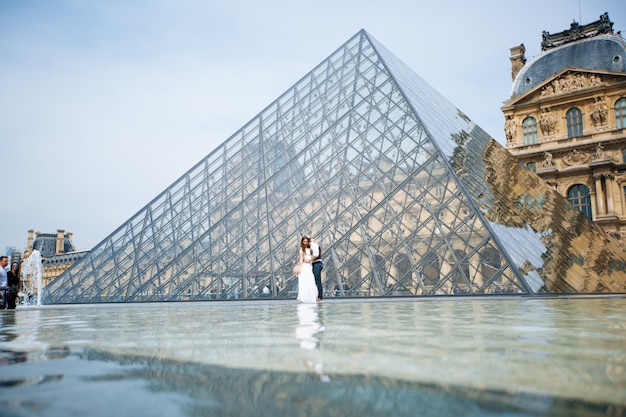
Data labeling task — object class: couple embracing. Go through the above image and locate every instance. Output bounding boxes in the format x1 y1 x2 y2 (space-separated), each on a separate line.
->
296 236 323 303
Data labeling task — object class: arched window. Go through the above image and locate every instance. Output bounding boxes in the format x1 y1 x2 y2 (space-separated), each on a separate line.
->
522 116 538 145
393 254 414 294
480 248 501 283
421 251 439 287
566 107 584 137
615 98 626 129
567 184 592 218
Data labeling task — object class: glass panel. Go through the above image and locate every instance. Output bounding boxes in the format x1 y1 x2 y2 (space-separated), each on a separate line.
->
42 30 626 304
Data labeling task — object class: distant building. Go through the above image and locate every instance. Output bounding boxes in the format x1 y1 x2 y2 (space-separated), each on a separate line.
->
504 12 626 240
5 246 22 266
22 229 88 289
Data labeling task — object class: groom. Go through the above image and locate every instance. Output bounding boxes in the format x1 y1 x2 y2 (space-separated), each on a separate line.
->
308 238 323 301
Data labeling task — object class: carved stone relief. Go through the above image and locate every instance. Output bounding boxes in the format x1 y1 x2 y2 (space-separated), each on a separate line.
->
504 115 517 144
593 142 608 160
540 73 603 98
541 151 555 168
539 107 557 136
593 172 615 181
590 97 608 126
562 149 591 166
546 179 559 189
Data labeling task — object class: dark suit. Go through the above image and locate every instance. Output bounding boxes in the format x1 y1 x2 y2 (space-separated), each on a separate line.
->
310 241 323 300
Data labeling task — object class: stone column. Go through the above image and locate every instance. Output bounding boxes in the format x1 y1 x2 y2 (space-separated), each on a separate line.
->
605 174 615 213
594 174 606 216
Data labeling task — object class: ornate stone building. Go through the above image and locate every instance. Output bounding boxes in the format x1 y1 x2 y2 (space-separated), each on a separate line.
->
22 229 88 290
503 12 626 239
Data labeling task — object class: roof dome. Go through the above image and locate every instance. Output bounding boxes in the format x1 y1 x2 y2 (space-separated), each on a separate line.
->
511 34 626 98
32 233 76 257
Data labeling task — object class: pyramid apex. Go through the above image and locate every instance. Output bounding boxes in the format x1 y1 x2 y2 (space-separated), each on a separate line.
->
44 29 626 303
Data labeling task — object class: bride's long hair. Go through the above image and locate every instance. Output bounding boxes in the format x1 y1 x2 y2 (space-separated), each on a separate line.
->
300 236 310 253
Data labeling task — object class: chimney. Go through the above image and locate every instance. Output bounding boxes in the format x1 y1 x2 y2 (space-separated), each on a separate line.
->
56 229 65 255
67 232 73 243
509 43 526 81
27 229 34 248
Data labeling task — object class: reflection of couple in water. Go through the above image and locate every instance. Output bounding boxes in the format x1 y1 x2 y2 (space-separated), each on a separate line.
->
296 236 323 303
294 236 328 380
295 303 330 382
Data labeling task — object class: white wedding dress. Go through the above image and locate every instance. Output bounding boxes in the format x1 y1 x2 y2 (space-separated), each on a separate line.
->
297 249 318 303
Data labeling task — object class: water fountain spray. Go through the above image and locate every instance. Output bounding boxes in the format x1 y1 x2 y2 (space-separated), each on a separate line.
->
22 249 43 306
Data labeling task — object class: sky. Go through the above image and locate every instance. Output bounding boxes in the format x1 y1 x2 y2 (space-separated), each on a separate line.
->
1 0 625 253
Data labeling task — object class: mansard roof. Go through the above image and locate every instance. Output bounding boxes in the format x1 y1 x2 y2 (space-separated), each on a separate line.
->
512 34 626 99
32 233 76 258
504 67 626 108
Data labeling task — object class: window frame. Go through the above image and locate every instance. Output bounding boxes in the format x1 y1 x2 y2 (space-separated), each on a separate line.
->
522 116 538 145
615 97 626 130
567 184 592 219
566 107 584 137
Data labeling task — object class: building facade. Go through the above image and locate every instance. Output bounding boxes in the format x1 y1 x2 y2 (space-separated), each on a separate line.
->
22 229 88 292
504 13 626 240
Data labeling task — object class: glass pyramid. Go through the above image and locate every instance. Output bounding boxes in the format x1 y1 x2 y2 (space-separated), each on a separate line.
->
43 30 626 303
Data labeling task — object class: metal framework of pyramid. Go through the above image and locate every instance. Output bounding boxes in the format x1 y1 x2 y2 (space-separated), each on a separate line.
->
43 30 626 303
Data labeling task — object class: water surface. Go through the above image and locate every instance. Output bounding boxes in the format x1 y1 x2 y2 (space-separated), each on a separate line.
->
1 297 625 416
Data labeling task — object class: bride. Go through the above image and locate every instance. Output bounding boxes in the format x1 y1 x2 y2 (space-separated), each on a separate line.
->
296 236 318 303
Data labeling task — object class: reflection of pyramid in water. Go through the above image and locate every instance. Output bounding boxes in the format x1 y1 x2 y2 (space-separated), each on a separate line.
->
44 30 626 303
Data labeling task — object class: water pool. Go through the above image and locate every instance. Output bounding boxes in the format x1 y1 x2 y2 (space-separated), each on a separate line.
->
1 297 625 416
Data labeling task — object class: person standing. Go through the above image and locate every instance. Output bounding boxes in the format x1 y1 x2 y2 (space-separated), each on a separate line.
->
0 256 8 309
296 237 317 303
309 238 323 301
7 262 20 309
